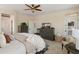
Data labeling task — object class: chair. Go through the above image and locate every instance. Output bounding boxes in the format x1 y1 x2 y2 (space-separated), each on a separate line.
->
62 36 76 50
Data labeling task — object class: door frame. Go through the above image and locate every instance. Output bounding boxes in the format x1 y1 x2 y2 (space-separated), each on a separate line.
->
0 13 15 34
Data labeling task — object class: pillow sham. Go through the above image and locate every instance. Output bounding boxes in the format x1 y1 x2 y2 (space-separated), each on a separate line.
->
4 34 12 43
0 32 6 48
9 35 15 41
14 33 28 42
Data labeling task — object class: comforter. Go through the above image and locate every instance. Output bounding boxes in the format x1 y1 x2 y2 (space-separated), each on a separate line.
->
0 33 46 54
14 33 46 54
0 40 26 54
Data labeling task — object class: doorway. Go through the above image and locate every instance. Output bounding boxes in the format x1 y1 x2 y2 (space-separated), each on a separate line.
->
1 13 14 35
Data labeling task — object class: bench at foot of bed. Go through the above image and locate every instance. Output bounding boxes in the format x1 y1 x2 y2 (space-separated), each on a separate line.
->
36 44 48 54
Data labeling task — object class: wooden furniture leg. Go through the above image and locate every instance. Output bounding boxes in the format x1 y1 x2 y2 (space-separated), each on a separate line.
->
67 50 70 54
62 43 63 50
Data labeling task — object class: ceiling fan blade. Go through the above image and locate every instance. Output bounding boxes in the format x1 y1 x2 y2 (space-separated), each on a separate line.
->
25 4 32 9
34 5 40 9
24 9 30 10
35 9 42 11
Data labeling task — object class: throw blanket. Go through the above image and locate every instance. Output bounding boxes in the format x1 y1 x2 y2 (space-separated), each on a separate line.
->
14 33 46 54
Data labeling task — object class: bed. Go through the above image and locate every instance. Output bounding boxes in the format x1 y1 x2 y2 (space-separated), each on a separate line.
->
14 33 46 54
0 33 47 54
0 40 26 54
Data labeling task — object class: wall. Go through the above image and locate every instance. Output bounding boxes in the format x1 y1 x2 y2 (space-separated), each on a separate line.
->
0 9 34 33
0 8 79 35
15 13 33 32
0 9 16 33
34 8 79 36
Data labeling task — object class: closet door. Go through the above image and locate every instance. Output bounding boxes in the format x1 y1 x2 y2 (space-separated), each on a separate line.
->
1 16 11 34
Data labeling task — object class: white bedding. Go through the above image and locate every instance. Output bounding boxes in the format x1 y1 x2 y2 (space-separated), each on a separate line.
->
0 40 26 54
14 33 46 54
0 33 46 54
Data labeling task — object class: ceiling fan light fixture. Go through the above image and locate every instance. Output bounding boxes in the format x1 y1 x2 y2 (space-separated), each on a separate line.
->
32 9 35 13
25 4 42 13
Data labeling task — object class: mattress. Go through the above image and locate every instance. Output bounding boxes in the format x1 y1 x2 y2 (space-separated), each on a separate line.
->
0 40 26 54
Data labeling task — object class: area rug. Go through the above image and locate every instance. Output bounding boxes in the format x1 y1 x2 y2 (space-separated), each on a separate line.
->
44 40 67 54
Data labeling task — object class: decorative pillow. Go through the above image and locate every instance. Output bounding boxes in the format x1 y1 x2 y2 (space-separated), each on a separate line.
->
4 34 12 43
68 36 76 44
9 35 15 41
0 32 6 48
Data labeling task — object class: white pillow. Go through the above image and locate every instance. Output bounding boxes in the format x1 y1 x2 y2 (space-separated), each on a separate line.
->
0 32 6 48
14 33 28 42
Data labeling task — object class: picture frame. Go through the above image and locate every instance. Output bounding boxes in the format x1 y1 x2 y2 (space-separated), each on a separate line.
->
42 23 51 28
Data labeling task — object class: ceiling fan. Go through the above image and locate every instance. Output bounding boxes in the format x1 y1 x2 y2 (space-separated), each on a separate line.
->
24 4 42 13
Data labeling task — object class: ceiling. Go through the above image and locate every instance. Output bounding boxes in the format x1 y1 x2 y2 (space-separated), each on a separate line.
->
0 4 79 16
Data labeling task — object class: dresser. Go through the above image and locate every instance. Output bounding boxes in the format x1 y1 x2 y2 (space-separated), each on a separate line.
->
38 27 55 41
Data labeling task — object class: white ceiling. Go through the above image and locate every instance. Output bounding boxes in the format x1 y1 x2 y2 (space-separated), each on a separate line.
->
0 4 79 16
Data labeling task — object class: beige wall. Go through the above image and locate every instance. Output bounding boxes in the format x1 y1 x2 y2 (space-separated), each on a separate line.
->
34 8 79 36
0 9 16 33
0 9 34 33
0 8 79 36
15 13 33 32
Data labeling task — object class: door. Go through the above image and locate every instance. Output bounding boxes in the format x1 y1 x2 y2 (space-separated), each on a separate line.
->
0 14 15 34
1 16 11 34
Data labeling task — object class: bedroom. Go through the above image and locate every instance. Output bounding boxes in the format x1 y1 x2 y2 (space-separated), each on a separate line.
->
0 4 79 54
